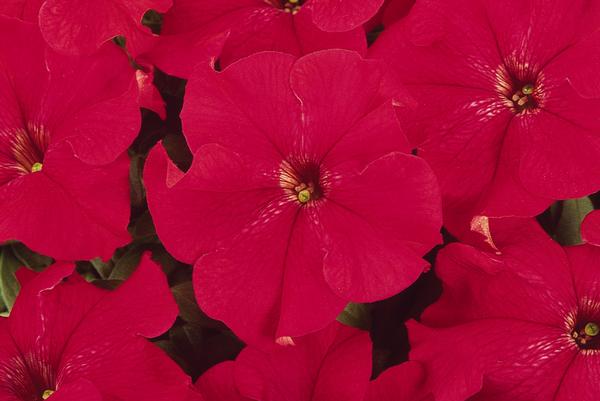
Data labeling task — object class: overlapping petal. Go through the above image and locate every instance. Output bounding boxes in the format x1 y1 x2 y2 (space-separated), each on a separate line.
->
39 0 172 56
197 322 372 401
161 0 367 68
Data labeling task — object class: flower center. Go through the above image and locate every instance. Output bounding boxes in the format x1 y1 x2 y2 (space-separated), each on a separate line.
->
270 0 305 13
31 162 43 173
42 389 55 399
0 123 49 185
510 83 538 111
571 321 600 350
279 159 324 204
494 61 545 114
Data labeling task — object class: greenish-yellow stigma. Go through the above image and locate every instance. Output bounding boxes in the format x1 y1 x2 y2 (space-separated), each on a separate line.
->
584 322 600 337
297 189 311 203
31 162 43 173
522 84 534 95
42 389 55 399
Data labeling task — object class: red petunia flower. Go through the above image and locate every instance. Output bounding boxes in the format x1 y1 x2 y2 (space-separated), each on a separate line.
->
159 0 382 68
196 322 372 401
370 0 600 237
0 18 138 260
408 218 600 401
0 254 196 401
144 50 442 347
366 362 432 401
37 0 172 56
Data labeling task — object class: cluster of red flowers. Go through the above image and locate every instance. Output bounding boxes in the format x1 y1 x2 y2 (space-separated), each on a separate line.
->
0 0 599 400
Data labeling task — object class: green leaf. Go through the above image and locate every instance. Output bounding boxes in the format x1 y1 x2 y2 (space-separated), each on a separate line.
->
171 281 203 323
555 197 594 246
0 247 24 310
10 242 52 269
141 9 163 34
108 245 144 281
336 302 371 330
90 257 113 280
129 152 146 209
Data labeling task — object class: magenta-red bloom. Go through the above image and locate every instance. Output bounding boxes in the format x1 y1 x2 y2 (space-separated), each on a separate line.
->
370 0 600 237
196 322 372 401
409 218 600 401
0 255 195 401
0 18 137 260
160 0 379 68
144 50 442 347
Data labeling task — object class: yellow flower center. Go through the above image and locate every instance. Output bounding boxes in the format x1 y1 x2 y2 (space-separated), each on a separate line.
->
521 84 534 95
511 83 536 108
282 0 302 14
585 322 600 337
31 162 43 173
297 189 311 203
42 389 55 399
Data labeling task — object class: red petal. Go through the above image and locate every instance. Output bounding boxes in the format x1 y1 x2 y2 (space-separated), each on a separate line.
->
0 143 130 261
309 0 384 32
39 0 172 56
321 152 441 301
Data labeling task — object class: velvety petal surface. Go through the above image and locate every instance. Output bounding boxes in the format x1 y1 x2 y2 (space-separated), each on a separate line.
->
42 42 140 165
39 0 172 55
145 143 281 264
181 52 299 157
0 17 47 136
422 219 576 327
0 0 42 21
161 1 365 67
233 322 372 401
321 152 441 301
0 143 131 261
50 379 103 401
289 50 410 162
409 320 576 401
194 204 346 347
366 362 432 401
196 362 248 401
308 0 384 32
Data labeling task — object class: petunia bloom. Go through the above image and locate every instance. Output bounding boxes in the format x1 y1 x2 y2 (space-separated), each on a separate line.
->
408 218 600 401
159 0 383 68
366 362 432 401
0 254 197 401
370 0 600 237
196 322 372 401
144 49 442 347
0 18 137 260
